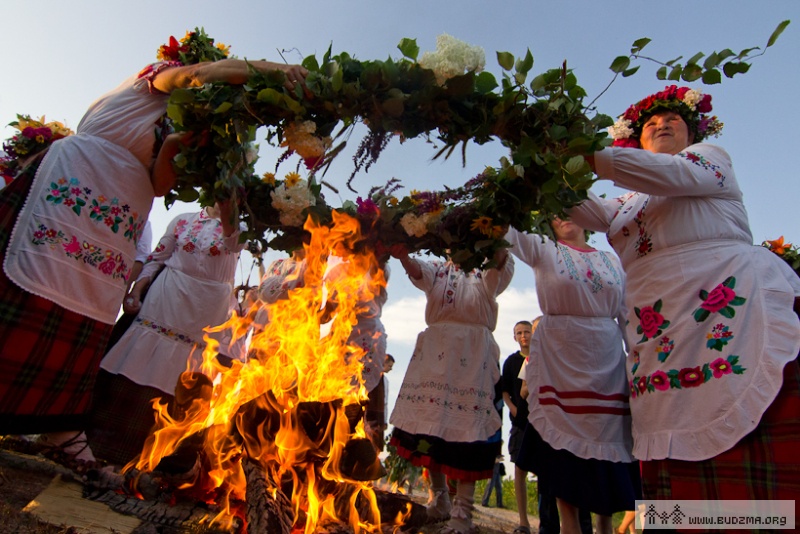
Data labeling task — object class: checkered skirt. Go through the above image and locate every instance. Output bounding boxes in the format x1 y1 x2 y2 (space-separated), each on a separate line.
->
641 356 800 506
0 172 111 434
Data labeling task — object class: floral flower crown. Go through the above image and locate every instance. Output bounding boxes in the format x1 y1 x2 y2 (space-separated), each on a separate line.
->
608 85 723 148
1 114 73 185
157 28 230 65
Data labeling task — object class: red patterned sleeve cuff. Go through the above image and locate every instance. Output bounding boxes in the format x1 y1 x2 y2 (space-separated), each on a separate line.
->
137 61 184 94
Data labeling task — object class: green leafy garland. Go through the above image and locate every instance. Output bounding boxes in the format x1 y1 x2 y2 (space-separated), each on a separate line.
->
164 23 788 270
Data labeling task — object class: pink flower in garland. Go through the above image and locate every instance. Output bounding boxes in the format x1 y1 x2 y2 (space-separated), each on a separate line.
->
356 196 380 218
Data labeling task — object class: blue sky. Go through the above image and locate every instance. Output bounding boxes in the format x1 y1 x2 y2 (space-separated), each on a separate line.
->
3 1 798 448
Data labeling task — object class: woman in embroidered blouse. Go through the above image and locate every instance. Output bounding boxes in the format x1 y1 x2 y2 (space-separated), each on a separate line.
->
507 220 639 534
569 85 800 505
388 246 513 534
87 203 244 465
0 29 307 466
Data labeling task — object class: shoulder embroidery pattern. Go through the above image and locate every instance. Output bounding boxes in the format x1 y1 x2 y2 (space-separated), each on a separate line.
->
678 151 727 188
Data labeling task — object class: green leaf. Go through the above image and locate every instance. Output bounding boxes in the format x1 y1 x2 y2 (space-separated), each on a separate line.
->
548 124 568 140
397 38 419 60
622 66 640 78
686 51 705 65
668 65 683 81
474 71 498 94
516 49 534 74
165 102 184 125
213 102 233 114
497 51 515 71
703 52 720 70
609 55 631 73
631 38 651 54
767 20 790 48
723 61 750 77
169 88 196 104
331 66 343 91
176 187 200 203
681 64 703 82
694 308 710 323
715 49 735 62
541 178 560 194
656 66 668 80
530 73 547 91
256 88 283 105
564 155 586 175
301 55 320 72
702 69 722 85
736 46 760 60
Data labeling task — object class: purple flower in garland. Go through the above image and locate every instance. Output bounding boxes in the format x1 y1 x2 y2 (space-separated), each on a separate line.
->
355 196 379 218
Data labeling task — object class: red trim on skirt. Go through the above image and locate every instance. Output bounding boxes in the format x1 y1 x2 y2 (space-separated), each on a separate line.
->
389 436 495 482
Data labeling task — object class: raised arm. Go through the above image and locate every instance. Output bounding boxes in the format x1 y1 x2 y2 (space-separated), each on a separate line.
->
151 59 308 93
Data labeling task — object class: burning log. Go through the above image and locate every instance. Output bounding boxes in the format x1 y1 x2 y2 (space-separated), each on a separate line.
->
243 459 292 534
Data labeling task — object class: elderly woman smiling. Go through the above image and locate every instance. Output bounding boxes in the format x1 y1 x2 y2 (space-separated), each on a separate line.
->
570 85 800 506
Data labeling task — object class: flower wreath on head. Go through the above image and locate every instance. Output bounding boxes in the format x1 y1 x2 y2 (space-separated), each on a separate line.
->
607 85 724 148
157 27 230 65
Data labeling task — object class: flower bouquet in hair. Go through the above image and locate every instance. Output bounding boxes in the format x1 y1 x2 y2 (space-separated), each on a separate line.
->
1 114 73 186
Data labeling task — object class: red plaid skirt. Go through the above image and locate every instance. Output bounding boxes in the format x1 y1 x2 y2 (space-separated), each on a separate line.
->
641 356 800 503
0 172 111 434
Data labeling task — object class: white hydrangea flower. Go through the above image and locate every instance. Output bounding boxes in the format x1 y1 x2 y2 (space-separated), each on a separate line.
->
608 118 634 140
270 179 317 227
400 211 442 237
418 34 486 85
681 89 704 111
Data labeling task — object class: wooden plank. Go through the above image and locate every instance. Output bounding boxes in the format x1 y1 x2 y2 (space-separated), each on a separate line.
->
23 474 141 534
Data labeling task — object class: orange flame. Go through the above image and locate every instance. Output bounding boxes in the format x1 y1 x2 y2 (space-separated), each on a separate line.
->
131 211 390 532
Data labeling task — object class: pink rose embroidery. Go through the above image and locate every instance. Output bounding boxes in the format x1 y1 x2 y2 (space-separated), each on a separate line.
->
694 276 747 322
635 299 671 343
700 284 736 313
